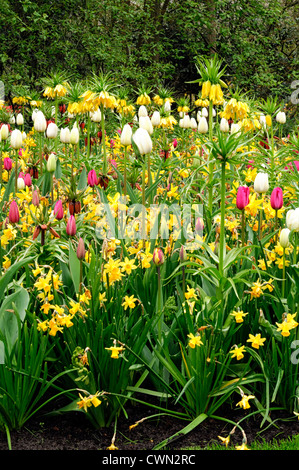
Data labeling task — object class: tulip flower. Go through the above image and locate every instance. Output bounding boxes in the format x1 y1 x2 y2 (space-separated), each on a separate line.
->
4 157 12 171
8 200 20 224
236 186 249 210
120 124 132 147
32 190 40 207
151 111 161 127
280 228 290 248
286 208 299 232
34 111 47 132
66 215 76 236
132 128 152 156
16 113 24 126
0 124 9 140
24 173 32 187
139 115 153 135
164 100 171 113
276 111 286 124
47 153 57 173
70 127 79 145
270 187 283 210
153 247 164 266
138 105 148 118
17 176 25 190
76 237 86 260
254 172 269 194
54 200 64 220
60 127 71 144
46 122 58 139
220 117 229 132
10 129 23 149
197 117 208 133
87 169 98 187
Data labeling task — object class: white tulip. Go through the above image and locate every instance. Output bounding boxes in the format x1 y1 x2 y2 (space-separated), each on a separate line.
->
90 109 102 122
198 116 208 133
151 111 161 127
133 128 152 155
286 208 299 232
276 111 286 124
180 114 191 129
280 228 291 248
164 100 171 113
34 111 47 133
17 177 25 190
46 122 58 139
138 105 148 118
139 115 153 135
10 129 23 149
231 123 241 134
220 117 229 132
201 107 208 118
16 113 24 126
190 117 197 129
120 124 132 146
70 127 79 145
254 172 269 194
60 127 71 144
0 124 9 140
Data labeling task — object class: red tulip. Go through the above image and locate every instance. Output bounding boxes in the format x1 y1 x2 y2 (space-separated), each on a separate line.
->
66 215 76 236
76 237 85 260
270 187 283 210
8 200 20 224
236 186 249 210
24 173 32 187
54 200 64 220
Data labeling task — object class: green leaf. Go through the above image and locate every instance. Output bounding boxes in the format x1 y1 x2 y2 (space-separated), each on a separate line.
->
68 240 80 293
153 413 208 450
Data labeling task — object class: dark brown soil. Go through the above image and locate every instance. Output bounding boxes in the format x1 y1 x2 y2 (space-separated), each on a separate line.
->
1 400 299 451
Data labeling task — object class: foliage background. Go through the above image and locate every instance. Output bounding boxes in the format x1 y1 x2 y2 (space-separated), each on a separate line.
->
0 0 298 102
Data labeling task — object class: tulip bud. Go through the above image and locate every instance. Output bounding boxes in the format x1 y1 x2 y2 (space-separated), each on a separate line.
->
17 177 25 190
3 157 12 171
90 109 102 122
286 208 299 232
47 153 57 173
179 245 187 262
32 190 40 206
139 115 153 135
34 111 47 133
280 228 290 248
0 124 9 140
236 186 250 210
70 127 79 145
66 215 76 236
153 247 164 266
151 111 161 127
180 114 191 129
195 217 204 234
201 107 208 118
254 172 269 194
132 128 152 155
46 122 58 139
10 129 23 149
231 123 241 134
87 169 98 187
138 105 148 118
8 200 20 224
76 237 86 260
270 187 283 210
120 124 132 146
220 117 229 132
164 100 171 113
16 113 24 126
276 111 286 124
60 127 71 144
198 117 208 134
54 200 64 220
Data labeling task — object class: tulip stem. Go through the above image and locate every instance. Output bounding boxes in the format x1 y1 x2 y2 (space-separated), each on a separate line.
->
39 132 43 177
282 247 286 298
123 146 127 197
241 210 245 247
275 210 278 244
14 149 18 196
87 114 91 159
258 209 263 241
219 161 226 277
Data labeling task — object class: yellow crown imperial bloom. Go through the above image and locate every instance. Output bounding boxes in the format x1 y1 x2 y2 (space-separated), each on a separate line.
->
201 80 211 99
265 115 272 127
137 94 151 105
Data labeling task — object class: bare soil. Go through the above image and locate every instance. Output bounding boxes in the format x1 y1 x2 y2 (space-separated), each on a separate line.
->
1 400 299 451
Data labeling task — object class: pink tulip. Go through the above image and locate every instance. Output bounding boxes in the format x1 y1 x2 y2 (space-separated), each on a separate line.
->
66 215 76 236
32 190 40 207
270 187 283 210
24 173 32 187
236 186 249 210
4 157 12 171
87 169 98 187
54 200 64 220
8 200 20 224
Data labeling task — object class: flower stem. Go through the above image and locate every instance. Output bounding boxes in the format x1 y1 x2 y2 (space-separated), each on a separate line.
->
282 247 286 298
241 209 245 247
14 149 18 196
123 146 127 196
208 100 214 229
219 160 226 276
